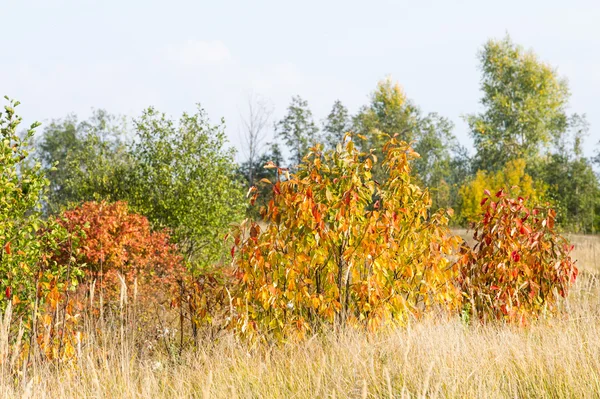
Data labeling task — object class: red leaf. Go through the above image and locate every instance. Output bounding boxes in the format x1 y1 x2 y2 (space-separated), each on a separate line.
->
5 287 11 300
491 285 500 290
511 251 521 262
495 189 505 198
230 246 235 258
3 242 10 255
484 189 491 196
480 197 488 206
519 225 531 235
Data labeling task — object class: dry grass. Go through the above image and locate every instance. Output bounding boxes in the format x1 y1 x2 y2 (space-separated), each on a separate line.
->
1 234 599 398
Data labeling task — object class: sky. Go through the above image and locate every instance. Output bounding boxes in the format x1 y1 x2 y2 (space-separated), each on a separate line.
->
2 0 599 161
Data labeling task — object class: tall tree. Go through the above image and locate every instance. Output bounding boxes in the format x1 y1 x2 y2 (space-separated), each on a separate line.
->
541 115 599 233
353 77 463 201
275 95 319 167
322 100 351 150
353 77 419 155
412 113 459 211
239 93 273 187
467 36 570 171
128 106 245 268
37 110 131 213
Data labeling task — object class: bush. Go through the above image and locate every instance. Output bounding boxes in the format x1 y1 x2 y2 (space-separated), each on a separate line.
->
229 135 462 341
458 189 578 324
55 201 184 314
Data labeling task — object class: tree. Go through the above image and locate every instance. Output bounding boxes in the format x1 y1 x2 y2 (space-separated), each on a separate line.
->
412 113 459 211
128 106 246 269
322 100 351 150
37 110 131 213
275 95 319 167
239 93 273 188
458 159 547 224
353 78 459 192
541 115 599 233
467 36 570 171
353 78 419 155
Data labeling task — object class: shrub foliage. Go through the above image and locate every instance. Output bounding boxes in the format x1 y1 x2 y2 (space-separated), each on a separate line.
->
458 190 578 323
55 201 184 309
230 135 463 340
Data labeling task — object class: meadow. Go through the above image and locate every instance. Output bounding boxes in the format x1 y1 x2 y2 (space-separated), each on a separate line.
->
1 32 599 398
0 232 597 399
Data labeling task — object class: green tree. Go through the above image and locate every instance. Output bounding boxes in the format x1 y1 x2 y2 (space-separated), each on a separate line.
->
128 106 246 268
37 110 131 213
353 78 419 158
412 113 459 211
322 100 351 150
354 78 462 206
467 36 570 171
275 95 319 167
541 115 599 233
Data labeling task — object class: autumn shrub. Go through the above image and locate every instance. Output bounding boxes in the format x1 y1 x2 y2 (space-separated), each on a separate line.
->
54 201 184 319
458 189 578 324
229 135 463 341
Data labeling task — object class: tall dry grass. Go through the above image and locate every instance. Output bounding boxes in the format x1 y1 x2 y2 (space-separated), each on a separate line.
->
0 234 599 398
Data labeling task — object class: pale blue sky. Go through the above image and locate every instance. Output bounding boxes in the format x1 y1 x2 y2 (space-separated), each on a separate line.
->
2 0 599 159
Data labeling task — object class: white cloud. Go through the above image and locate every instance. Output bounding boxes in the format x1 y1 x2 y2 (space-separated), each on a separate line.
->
165 40 231 66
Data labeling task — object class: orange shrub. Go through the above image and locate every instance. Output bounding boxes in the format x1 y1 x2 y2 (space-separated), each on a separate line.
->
55 201 184 310
229 135 462 341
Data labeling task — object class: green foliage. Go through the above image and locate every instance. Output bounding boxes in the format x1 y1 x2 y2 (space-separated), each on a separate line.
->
353 78 462 203
458 190 577 323
322 100 351 150
0 98 81 356
275 95 319 167
128 106 246 268
412 113 460 211
38 110 131 213
230 135 462 341
539 115 599 233
467 36 570 171
353 78 418 164
458 159 546 224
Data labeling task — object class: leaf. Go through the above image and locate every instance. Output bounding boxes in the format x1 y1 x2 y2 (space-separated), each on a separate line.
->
511 251 521 262
3 242 10 255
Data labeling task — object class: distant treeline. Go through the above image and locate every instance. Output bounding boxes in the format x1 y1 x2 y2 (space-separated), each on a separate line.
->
37 36 600 234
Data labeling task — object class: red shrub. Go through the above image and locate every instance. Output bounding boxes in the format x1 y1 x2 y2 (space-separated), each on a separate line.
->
458 190 578 324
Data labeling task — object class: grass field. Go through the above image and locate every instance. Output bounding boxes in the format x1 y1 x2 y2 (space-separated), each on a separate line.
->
1 232 599 398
